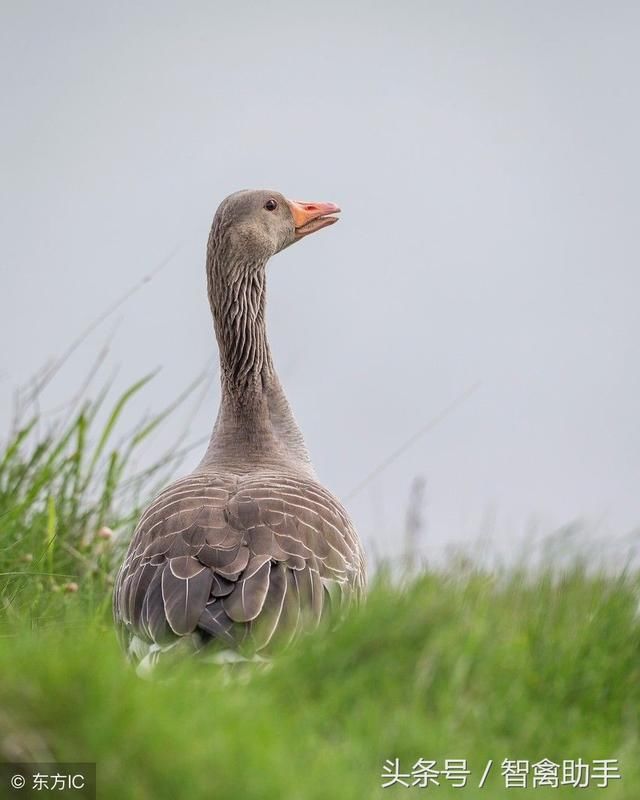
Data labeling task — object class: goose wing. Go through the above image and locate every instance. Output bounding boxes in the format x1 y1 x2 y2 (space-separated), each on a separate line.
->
113 472 365 660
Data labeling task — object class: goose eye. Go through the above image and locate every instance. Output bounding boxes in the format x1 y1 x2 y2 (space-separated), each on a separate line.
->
264 198 278 211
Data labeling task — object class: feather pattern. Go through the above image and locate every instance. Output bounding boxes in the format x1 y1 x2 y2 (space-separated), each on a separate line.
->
114 471 365 662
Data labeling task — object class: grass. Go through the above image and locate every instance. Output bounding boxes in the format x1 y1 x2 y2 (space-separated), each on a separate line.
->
0 367 204 630
1 373 639 798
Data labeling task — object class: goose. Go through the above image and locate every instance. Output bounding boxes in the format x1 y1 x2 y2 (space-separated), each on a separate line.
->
113 190 366 668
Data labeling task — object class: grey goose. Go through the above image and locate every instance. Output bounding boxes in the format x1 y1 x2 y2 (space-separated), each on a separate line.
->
113 190 366 668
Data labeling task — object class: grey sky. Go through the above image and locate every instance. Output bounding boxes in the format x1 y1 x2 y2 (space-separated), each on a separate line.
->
1 1 638 560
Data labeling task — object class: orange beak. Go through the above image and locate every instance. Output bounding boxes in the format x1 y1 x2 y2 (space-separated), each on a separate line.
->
286 199 341 240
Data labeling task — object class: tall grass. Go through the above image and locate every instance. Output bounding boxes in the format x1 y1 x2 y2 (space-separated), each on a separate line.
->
0 367 202 629
1 567 639 798
1 368 639 798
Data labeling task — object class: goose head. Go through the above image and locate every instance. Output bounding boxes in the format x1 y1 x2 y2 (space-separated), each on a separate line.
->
209 189 340 265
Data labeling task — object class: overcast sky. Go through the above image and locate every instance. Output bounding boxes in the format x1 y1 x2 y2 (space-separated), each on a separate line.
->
1 1 638 562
